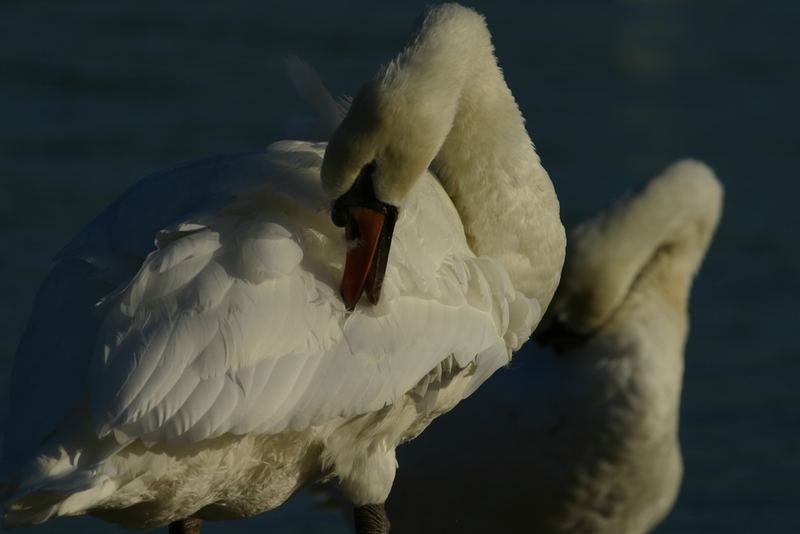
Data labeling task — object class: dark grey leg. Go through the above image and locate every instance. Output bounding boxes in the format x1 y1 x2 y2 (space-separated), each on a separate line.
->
354 503 390 534
168 518 202 534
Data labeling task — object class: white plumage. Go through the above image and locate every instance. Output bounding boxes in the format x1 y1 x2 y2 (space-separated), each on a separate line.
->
1 4 565 530
1 143 538 528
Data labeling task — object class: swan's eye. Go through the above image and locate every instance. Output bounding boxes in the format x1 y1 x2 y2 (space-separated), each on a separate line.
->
360 161 377 181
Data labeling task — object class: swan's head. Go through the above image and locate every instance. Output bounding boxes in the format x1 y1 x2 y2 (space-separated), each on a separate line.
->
322 4 483 310
320 80 431 311
322 80 445 207
537 160 723 352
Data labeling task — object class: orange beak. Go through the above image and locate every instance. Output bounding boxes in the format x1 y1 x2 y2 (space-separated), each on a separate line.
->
340 205 397 310
331 162 397 311
342 207 385 310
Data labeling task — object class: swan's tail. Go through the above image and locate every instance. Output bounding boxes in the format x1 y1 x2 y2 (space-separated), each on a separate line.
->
2 477 115 529
0 436 120 528
0 458 114 529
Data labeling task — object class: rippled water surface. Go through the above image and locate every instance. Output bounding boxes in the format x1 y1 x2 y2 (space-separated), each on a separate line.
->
1 1 797 532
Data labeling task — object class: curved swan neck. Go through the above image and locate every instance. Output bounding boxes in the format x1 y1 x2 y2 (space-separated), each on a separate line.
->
322 4 565 306
383 4 566 305
550 160 723 335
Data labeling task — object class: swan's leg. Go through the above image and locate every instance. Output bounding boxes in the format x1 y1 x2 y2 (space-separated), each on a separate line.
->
167 518 202 534
354 503 390 534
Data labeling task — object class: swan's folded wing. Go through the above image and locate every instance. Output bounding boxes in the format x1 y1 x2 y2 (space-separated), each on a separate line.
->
1 147 330 463
87 169 539 446
88 205 537 445
5 141 539 463
89 211 334 441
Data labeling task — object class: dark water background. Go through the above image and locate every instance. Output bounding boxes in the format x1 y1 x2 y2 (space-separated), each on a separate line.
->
1 1 798 532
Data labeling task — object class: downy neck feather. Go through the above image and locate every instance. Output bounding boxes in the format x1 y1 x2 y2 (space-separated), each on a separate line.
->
323 4 566 308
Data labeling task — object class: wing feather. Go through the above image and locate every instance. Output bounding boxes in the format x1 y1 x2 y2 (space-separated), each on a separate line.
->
179 373 244 442
121 371 202 437
157 372 226 441
5 146 540 471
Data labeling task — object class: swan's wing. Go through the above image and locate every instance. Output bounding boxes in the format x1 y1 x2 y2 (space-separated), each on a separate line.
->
1 145 328 461
5 141 538 468
89 160 538 445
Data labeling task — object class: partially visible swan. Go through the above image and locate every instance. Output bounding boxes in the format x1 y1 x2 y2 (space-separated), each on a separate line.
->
0 4 565 534
383 160 723 533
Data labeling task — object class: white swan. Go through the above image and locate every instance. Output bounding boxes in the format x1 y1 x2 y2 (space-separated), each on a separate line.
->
383 160 723 533
0 4 565 533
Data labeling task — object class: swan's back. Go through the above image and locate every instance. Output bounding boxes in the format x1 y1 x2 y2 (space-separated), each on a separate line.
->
1 140 539 528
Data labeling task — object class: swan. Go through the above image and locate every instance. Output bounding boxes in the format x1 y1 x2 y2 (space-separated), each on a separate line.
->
382 160 723 533
0 4 565 533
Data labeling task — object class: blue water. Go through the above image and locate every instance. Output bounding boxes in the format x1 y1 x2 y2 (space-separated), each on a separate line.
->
0 1 797 532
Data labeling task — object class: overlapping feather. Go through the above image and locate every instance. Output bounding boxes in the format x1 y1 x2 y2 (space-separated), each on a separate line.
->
3 142 539 481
